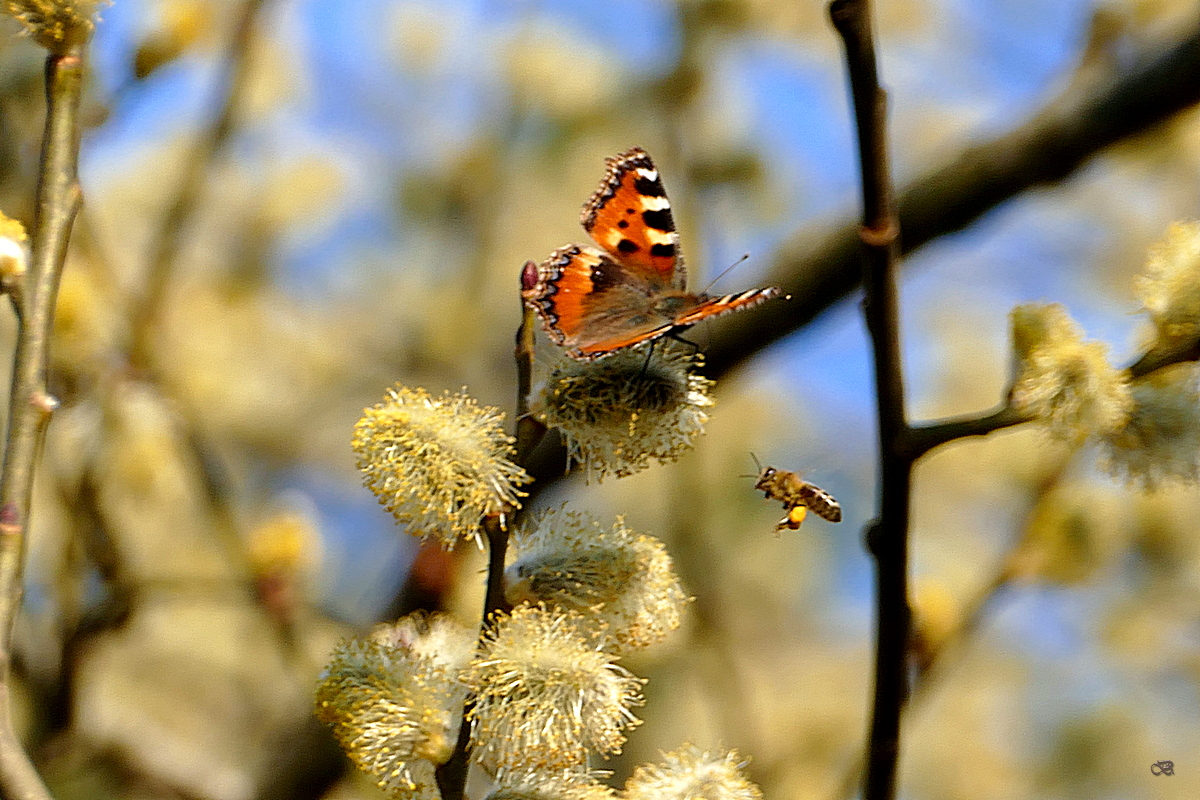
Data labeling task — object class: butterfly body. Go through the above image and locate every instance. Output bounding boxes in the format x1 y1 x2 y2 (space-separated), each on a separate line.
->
754 466 842 531
524 148 782 360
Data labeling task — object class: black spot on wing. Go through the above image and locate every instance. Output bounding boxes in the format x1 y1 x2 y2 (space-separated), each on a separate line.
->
649 243 675 258
617 239 640 254
588 255 625 292
634 175 666 197
642 208 674 232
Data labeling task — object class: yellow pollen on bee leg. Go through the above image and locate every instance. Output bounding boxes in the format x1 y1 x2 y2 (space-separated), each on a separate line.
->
777 506 806 532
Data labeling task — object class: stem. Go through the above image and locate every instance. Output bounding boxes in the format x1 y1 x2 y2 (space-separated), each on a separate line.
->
514 281 547 465
1128 338 1200 379
0 44 88 800
830 2 911 799
906 338 1200 459
906 405 1032 460
437 268 547 800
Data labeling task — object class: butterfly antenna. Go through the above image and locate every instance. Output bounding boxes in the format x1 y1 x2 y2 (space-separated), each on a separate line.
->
700 253 750 295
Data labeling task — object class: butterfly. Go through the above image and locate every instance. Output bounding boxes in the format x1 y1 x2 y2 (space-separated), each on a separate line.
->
522 148 784 361
753 463 842 532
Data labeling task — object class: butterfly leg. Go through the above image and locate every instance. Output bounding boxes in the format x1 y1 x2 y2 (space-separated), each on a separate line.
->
665 329 700 358
637 339 657 380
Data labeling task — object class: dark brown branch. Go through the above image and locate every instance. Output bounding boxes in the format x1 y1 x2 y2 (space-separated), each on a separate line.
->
0 43 88 800
514 272 547 466
907 333 1200 459
830 3 912 800
905 405 1032 460
1128 337 1200 379
705 21 1200 377
437 271 546 800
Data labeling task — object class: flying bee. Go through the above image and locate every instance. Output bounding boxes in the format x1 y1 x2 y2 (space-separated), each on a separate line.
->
749 455 842 532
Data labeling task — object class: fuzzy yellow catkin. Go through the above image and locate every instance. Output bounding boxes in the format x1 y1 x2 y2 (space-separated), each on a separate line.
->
1136 220 1200 350
538 342 714 480
353 385 531 547
623 744 763 800
462 605 644 776
315 614 474 799
1102 363 1200 487
506 508 690 651
1008 303 1132 442
484 771 618 800
4 0 99 51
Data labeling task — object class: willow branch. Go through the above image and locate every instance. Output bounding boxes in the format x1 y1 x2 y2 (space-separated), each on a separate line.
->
705 21 1200 377
514 274 547 466
127 0 266 371
908 332 1200 459
437 274 548 800
1128 337 1200 379
905 405 1032 460
830 3 912 800
0 42 88 800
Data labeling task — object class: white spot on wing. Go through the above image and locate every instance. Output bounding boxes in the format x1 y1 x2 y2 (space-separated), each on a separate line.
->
644 229 674 245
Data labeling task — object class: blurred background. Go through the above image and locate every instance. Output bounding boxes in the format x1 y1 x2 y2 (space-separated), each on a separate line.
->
2 0 1199 798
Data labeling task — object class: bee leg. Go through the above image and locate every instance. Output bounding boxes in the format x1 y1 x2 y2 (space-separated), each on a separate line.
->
775 504 807 533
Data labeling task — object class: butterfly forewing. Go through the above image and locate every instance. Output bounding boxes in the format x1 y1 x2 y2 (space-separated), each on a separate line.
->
672 287 784 327
582 147 684 291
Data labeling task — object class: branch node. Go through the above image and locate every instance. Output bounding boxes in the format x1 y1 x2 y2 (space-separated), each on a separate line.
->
30 391 59 417
861 219 899 248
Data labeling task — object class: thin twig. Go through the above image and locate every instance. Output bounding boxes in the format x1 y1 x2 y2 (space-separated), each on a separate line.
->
1128 338 1200 379
514 276 547 465
907 336 1200 459
906 405 1032 460
830 2 911 800
437 271 548 800
0 42 88 800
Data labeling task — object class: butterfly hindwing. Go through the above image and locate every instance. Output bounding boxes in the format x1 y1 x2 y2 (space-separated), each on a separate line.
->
524 244 680 360
581 147 684 290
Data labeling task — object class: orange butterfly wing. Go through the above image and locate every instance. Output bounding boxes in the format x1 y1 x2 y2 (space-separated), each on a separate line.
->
523 244 682 361
581 147 684 291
